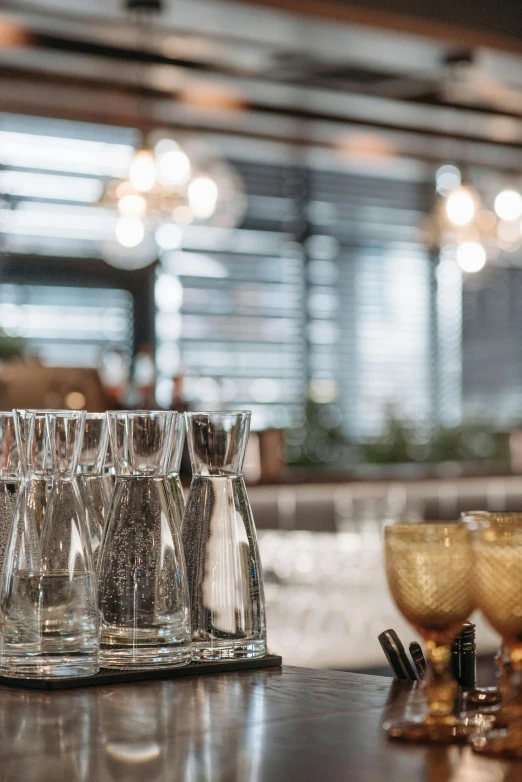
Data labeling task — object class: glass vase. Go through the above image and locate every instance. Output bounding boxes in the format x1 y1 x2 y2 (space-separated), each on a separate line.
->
166 411 185 529
183 411 266 661
77 412 110 569
98 411 191 669
0 410 99 678
0 413 21 575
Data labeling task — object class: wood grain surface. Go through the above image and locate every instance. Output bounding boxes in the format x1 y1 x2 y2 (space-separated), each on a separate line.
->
0 666 520 781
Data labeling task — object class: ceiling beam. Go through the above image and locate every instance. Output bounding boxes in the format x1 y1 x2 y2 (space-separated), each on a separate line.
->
1 73 522 174
231 0 522 55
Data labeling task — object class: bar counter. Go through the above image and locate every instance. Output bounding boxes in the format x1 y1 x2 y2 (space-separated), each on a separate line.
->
1 665 520 780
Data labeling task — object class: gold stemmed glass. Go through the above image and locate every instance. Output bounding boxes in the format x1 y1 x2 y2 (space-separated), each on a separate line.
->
462 512 522 711
469 515 522 757
383 521 477 742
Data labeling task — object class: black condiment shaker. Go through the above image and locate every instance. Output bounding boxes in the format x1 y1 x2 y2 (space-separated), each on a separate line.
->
451 622 476 689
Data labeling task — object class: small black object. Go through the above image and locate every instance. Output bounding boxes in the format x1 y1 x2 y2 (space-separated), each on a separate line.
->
451 622 476 689
126 0 163 12
409 642 427 680
0 654 282 691
378 629 417 681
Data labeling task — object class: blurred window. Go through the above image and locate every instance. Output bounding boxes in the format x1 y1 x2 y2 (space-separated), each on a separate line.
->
0 113 437 440
0 284 133 367
307 168 434 438
463 266 522 426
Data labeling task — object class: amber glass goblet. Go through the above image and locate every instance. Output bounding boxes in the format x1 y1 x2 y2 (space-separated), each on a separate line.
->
470 516 522 757
383 521 476 742
462 512 522 712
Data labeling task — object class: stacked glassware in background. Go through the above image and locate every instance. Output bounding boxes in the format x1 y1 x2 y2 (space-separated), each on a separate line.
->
0 409 266 679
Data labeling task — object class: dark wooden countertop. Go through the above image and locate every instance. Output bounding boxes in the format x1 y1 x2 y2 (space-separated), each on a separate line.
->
0 665 521 780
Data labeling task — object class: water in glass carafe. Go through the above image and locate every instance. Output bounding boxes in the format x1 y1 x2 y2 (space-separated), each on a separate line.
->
77 412 110 568
183 411 266 660
98 411 191 669
0 410 99 678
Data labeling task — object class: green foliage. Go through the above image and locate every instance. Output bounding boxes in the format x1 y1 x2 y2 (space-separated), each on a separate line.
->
286 402 511 468
285 398 353 469
0 334 24 360
361 414 510 465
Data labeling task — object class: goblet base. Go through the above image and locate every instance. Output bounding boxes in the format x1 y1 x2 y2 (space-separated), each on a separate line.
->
385 714 485 744
465 686 502 710
471 726 522 758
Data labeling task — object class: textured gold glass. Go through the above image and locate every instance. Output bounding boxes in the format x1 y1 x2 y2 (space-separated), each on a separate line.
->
384 521 477 742
470 516 522 758
462 512 522 713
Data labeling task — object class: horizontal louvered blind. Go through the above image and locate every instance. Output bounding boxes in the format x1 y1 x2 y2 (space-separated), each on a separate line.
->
463 265 522 426
0 284 133 367
155 161 307 429
307 169 435 438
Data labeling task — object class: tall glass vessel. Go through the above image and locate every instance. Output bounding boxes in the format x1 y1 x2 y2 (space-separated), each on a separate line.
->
183 411 266 660
77 412 110 568
0 413 21 574
167 412 185 528
14 410 49 539
0 410 99 678
98 411 191 669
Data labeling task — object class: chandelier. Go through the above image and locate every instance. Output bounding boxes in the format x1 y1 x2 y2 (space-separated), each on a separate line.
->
100 136 246 269
99 0 246 269
423 165 522 274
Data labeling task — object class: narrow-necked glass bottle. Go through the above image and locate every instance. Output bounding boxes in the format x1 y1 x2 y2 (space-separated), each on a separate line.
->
183 411 266 660
166 411 186 529
14 409 50 538
77 412 110 569
0 413 21 575
98 411 191 669
1 410 99 677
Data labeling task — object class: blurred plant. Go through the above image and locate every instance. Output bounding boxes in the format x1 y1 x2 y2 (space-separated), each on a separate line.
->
361 411 510 465
286 404 511 469
285 398 354 469
0 333 24 361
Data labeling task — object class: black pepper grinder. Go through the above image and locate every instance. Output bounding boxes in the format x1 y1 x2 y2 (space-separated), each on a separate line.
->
451 622 476 689
452 622 502 709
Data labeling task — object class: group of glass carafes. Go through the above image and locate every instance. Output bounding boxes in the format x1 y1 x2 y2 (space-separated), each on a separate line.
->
0 409 266 679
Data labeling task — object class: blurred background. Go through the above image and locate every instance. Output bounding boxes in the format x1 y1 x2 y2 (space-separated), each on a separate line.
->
0 0 521 671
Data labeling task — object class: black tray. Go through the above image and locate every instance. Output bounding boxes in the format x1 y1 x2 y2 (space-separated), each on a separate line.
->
0 653 282 690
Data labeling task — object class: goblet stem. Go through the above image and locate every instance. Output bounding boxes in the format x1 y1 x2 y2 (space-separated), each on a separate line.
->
424 641 457 720
492 646 522 727
496 645 512 699
471 647 522 757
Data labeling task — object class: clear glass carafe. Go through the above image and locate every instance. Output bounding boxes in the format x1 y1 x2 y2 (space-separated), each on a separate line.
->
0 413 21 574
98 411 191 669
14 410 50 539
183 411 266 660
0 410 99 678
167 412 186 528
77 412 110 568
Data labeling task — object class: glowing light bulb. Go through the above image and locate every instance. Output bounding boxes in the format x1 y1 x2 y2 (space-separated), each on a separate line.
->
115 216 145 248
495 189 522 222
446 187 476 226
117 193 147 217
129 149 156 192
155 222 183 250
157 149 191 186
456 241 486 273
188 175 218 219
436 164 461 196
